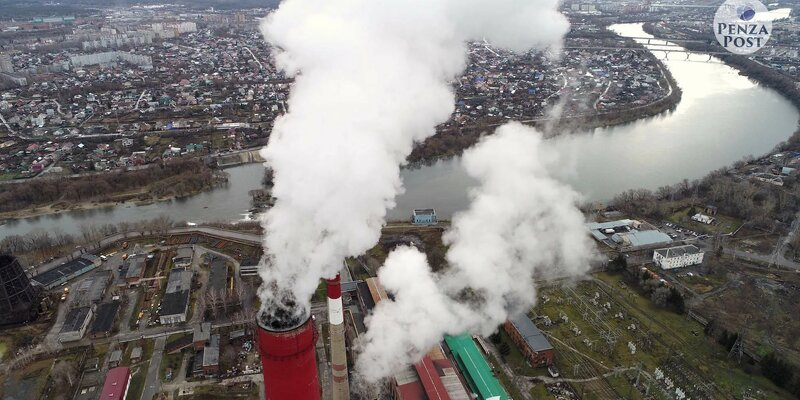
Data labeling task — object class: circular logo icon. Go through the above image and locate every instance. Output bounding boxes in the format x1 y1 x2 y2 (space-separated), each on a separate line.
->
714 0 771 55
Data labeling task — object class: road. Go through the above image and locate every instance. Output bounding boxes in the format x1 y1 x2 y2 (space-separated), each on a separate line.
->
31 226 262 277
141 336 167 400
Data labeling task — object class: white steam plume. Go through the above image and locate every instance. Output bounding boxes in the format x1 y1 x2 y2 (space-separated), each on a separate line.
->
257 0 569 315
357 123 595 381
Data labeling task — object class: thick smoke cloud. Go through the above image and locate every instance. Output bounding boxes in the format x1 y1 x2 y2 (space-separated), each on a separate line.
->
357 123 595 381
257 0 569 316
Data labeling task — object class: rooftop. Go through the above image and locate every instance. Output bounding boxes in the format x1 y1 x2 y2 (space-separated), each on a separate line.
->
165 268 193 294
508 314 553 352
89 301 120 335
413 209 436 216
99 367 130 400
32 255 95 287
160 289 190 317
61 306 91 333
444 334 508 400
655 244 702 258
202 334 220 367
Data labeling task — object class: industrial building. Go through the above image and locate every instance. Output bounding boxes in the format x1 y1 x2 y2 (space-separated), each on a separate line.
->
444 334 508 400
193 334 220 377
611 230 672 248
89 301 120 338
504 315 555 367
32 254 100 289
73 274 110 306
59 306 94 342
99 367 131 400
172 246 194 268
159 268 193 324
412 209 437 225
0 254 40 326
239 258 259 277
653 244 705 269
392 346 472 400
123 255 147 287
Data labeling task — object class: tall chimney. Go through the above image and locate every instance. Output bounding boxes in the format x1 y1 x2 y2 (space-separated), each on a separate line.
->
256 307 320 400
326 273 349 400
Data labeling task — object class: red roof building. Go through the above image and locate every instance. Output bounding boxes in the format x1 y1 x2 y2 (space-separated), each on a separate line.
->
100 367 131 400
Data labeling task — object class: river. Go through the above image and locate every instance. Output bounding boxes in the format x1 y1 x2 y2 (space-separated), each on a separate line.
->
1 23 798 239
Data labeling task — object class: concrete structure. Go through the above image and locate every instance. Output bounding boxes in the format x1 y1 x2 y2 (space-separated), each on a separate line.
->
256 309 320 400
504 315 555 367
653 244 705 270
412 209 437 225
100 367 131 400
172 246 194 268
59 306 93 342
327 273 349 400
0 53 13 73
159 268 193 324
444 334 508 400
70 51 153 68
0 254 40 326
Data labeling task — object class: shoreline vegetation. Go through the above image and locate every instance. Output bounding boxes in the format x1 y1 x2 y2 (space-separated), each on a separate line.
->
0 159 226 220
407 39 683 166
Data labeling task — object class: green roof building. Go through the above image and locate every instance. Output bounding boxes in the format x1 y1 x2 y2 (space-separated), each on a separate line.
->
444 334 509 400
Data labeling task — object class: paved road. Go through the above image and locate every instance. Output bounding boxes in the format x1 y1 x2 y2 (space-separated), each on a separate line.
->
31 226 262 277
142 336 167 400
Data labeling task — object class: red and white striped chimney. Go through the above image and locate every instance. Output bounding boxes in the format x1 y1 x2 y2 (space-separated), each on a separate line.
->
326 273 349 400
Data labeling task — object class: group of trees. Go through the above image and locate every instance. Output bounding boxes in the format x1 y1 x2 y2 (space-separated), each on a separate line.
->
0 159 217 214
609 164 800 229
608 254 685 314
0 216 176 265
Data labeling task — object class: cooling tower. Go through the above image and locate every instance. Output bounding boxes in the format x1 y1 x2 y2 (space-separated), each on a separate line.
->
327 274 350 400
256 306 320 400
0 254 39 326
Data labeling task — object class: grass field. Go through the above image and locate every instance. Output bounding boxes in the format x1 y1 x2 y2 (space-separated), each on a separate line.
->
529 273 794 399
667 207 741 234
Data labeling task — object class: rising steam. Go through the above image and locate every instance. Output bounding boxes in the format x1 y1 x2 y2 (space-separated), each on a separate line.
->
357 123 595 381
257 0 569 317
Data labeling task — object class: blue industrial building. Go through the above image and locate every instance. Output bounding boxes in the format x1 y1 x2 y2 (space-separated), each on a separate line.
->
412 209 437 225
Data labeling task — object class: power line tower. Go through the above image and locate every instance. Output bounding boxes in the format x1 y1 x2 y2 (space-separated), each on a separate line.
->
728 332 744 364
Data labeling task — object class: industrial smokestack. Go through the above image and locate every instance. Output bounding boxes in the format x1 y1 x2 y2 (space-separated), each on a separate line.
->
256 300 320 400
326 273 349 400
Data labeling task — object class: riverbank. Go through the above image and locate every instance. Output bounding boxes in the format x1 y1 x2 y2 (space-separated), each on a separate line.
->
0 160 227 220
407 35 683 165
642 22 800 113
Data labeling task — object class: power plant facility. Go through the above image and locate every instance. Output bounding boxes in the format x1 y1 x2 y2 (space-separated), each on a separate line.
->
256 300 321 400
327 273 350 400
0 254 41 326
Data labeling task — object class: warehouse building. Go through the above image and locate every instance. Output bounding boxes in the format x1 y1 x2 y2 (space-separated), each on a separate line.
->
89 301 120 338
653 244 704 269
33 254 100 290
59 306 93 342
159 268 193 324
504 315 555 367
444 334 508 400
99 367 131 400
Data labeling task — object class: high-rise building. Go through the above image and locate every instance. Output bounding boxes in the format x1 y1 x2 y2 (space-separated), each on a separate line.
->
0 53 13 73
0 254 40 326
